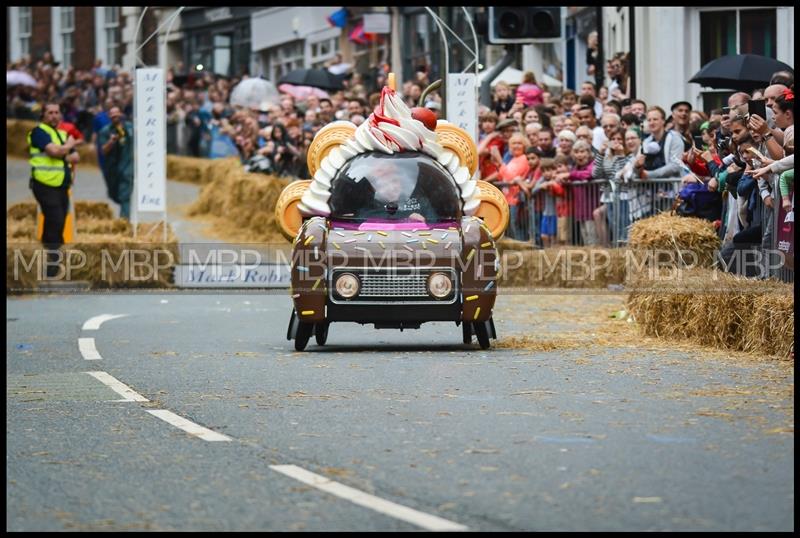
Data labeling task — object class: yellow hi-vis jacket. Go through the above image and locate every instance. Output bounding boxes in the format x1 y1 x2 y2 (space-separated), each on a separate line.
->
28 123 69 187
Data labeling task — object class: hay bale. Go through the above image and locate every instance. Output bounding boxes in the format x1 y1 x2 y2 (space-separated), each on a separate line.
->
628 213 721 267
7 201 38 221
76 218 132 236
188 167 290 243
74 201 114 220
7 222 178 292
167 155 224 185
625 267 793 358
497 246 627 288
6 120 38 157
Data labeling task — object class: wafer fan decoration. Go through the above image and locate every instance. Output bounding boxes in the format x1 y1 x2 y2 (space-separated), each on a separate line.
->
277 75 506 239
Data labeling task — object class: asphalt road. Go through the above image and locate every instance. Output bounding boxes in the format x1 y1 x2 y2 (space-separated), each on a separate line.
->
6 291 794 531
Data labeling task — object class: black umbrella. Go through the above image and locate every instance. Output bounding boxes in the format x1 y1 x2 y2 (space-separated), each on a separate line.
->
689 54 793 91
278 68 344 91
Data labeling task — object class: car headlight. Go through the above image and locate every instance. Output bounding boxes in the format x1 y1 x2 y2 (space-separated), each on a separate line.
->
427 272 453 299
334 273 360 298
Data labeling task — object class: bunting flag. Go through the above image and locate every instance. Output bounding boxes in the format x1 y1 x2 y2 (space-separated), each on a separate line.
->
327 8 348 28
348 21 377 45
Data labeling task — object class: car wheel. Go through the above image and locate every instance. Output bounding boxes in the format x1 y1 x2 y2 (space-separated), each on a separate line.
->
488 316 497 340
462 321 472 344
287 309 298 341
473 321 491 349
295 322 313 351
315 322 329 346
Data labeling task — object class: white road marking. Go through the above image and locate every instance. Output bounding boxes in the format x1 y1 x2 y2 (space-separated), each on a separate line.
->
160 300 169 304
78 338 102 361
82 314 129 331
146 410 232 442
85 371 149 402
269 464 468 532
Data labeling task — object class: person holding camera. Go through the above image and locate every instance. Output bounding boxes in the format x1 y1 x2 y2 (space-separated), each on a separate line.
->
97 107 134 219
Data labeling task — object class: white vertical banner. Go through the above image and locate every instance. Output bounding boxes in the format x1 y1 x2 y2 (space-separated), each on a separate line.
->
446 73 478 146
134 68 166 213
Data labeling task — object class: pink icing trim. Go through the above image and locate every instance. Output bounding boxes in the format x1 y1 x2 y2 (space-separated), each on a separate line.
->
330 220 459 231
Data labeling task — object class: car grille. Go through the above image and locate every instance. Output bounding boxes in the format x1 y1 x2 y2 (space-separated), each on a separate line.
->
330 268 457 304
360 272 429 297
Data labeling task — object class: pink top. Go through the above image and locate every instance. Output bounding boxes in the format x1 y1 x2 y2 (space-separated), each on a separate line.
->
516 83 544 107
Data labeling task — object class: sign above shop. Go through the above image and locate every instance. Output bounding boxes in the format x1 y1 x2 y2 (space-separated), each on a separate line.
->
205 7 232 23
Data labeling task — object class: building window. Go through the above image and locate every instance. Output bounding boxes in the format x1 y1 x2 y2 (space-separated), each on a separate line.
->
310 37 339 69
60 7 75 68
103 7 121 67
269 41 305 82
700 8 776 67
699 8 777 110
19 7 31 57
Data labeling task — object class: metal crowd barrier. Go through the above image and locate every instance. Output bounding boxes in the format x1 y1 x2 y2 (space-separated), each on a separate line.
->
505 178 681 247
502 176 794 284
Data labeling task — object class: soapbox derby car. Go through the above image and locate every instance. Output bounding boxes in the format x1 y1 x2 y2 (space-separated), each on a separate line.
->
275 117 509 351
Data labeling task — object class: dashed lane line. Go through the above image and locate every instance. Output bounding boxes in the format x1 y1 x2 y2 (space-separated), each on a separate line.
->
79 312 466 530
146 409 232 442
269 464 469 532
82 314 129 331
85 371 149 402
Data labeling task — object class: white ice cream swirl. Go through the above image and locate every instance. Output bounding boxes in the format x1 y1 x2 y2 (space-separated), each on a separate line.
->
298 88 479 217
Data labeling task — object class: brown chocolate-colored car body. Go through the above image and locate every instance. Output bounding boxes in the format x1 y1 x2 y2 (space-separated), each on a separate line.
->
285 151 501 350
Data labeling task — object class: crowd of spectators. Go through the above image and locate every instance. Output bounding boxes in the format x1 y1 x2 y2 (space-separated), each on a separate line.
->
476 54 794 273
7 50 794 272
7 53 443 182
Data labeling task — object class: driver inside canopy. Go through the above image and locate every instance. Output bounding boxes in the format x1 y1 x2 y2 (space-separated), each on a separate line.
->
328 151 463 224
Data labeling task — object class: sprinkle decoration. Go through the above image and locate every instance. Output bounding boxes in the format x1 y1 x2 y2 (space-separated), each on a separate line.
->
444 242 452 249
403 245 414 252
481 241 492 248
332 242 341 249
466 248 475 261
465 295 479 301
312 278 321 290
301 310 315 316
379 241 386 249
335 231 345 237
344 238 357 243
484 281 495 291
473 307 481 320
377 231 388 236
304 235 315 246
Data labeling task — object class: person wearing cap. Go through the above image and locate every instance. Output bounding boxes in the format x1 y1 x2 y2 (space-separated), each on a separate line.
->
496 118 519 164
97 107 134 219
670 101 693 152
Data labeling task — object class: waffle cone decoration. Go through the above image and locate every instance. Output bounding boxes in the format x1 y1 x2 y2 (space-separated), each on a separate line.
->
306 122 356 178
435 122 479 177
275 180 312 241
473 180 510 240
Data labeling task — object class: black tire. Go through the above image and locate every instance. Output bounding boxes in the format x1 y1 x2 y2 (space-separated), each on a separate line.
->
295 322 313 351
473 321 491 349
462 321 472 344
315 322 329 346
488 316 497 340
287 309 298 341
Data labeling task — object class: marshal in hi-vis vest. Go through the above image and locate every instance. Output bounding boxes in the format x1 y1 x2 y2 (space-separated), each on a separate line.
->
28 123 69 187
